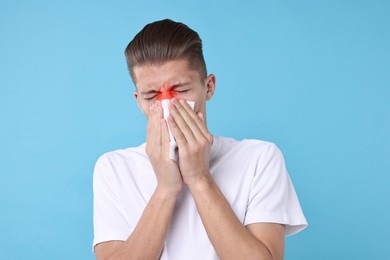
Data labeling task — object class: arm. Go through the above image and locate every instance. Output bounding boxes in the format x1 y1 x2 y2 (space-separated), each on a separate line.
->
188 175 285 260
168 98 285 260
95 101 182 260
95 188 178 260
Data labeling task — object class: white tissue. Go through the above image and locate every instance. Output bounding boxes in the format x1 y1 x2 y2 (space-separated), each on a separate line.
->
161 99 195 161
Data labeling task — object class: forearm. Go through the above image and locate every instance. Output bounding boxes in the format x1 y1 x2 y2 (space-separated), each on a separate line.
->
110 187 177 260
188 175 276 260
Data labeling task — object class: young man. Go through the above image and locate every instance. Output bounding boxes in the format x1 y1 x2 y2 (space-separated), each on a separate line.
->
93 19 307 260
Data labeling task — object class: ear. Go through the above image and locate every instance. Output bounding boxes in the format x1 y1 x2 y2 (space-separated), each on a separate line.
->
205 74 216 100
134 90 142 109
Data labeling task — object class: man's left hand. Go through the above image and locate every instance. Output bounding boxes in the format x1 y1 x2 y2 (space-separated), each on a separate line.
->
168 98 213 186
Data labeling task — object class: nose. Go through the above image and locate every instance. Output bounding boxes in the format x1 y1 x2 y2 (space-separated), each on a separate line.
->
158 90 175 100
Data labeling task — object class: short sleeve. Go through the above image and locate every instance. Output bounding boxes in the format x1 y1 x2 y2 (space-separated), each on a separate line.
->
92 155 132 250
244 143 308 236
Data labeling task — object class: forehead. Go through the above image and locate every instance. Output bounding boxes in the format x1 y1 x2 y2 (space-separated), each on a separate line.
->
133 59 200 91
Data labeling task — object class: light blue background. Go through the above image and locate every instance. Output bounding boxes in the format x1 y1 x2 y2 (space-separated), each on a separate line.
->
1 0 389 259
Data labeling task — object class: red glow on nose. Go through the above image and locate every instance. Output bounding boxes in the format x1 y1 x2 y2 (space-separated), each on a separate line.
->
157 91 176 100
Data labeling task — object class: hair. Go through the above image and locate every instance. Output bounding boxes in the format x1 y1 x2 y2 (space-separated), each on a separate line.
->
125 19 207 83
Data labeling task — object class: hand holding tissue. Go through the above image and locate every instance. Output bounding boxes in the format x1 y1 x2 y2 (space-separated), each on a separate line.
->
161 99 195 161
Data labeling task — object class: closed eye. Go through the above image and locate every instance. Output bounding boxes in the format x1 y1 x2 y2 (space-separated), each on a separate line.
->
144 95 157 101
177 89 190 93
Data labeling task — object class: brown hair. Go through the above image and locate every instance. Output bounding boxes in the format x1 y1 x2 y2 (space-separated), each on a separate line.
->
125 19 207 83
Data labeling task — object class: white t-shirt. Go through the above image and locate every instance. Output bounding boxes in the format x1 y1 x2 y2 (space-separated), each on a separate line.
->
93 136 307 259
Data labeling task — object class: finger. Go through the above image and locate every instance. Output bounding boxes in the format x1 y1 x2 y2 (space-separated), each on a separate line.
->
178 99 196 118
196 112 213 143
169 100 197 145
173 99 208 142
160 118 170 158
146 101 162 153
168 114 190 151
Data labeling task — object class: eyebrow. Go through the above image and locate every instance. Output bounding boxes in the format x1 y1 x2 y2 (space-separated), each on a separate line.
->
140 82 190 95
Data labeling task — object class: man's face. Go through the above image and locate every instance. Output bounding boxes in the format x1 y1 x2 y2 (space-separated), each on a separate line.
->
133 59 215 120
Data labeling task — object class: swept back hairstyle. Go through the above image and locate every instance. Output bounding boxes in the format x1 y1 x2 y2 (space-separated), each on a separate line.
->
125 19 207 83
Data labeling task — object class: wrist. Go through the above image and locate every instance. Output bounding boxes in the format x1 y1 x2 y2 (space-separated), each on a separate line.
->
186 173 214 194
155 184 182 200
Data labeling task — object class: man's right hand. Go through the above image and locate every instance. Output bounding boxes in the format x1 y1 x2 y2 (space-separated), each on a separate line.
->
145 100 183 198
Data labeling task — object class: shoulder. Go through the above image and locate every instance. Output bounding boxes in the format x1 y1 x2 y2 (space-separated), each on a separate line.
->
93 143 149 181
241 139 283 159
95 143 147 167
216 136 281 158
